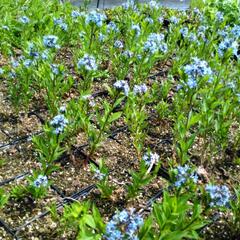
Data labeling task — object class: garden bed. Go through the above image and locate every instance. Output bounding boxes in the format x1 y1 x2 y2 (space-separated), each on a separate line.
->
0 0 240 239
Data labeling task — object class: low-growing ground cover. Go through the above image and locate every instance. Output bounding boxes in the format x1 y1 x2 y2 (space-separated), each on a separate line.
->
0 0 240 239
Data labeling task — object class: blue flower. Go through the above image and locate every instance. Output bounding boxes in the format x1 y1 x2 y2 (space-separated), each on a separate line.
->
114 40 124 49
180 27 188 38
94 169 106 180
41 50 49 60
11 59 19 68
170 16 179 24
54 18 68 31
33 175 48 188
28 43 39 59
183 57 212 88
107 21 119 33
158 17 164 24
85 11 106 27
174 165 198 187
142 152 159 166
231 25 240 38
143 33 167 54
122 0 136 10
50 114 68 134
218 38 238 57
19 16 30 24
148 1 159 9
105 209 143 240
131 24 141 37
99 33 106 42
205 184 231 207
43 35 59 48
23 59 33 68
113 80 130 96
51 64 61 75
59 105 66 113
197 25 207 40
188 33 197 42
133 84 148 96
122 50 133 58
217 29 228 38
145 17 154 24
77 54 97 71
216 11 224 22
71 10 81 19
0 68 4 75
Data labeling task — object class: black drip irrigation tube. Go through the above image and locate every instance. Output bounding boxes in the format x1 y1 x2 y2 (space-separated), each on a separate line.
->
0 172 30 187
0 90 109 151
12 184 97 239
0 124 129 238
0 219 16 238
0 130 43 150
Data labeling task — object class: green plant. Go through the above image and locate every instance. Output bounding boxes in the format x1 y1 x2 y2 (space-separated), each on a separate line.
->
61 201 105 240
0 188 9 208
91 159 114 199
124 92 148 160
229 187 240 237
87 85 124 158
0 158 6 167
11 185 28 200
139 191 209 239
33 124 66 175
26 172 50 199
127 160 160 199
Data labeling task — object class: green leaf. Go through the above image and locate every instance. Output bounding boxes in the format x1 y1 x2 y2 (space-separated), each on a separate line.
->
109 112 122 123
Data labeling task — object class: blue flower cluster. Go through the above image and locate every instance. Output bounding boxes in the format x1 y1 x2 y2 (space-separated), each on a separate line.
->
85 11 106 27
218 38 238 57
122 0 137 10
54 18 68 31
145 17 154 24
71 10 82 19
50 114 68 134
142 151 159 166
19 16 30 24
114 40 124 49
197 25 207 41
77 54 97 71
94 169 106 180
99 33 106 42
33 175 48 188
170 16 179 24
188 33 198 43
148 1 159 9
231 24 240 38
131 24 141 37
174 165 198 187
107 21 119 33
180 27 189 38
43 35 59 48
113 80 130 96
23 59 33 68
205 184 231 207
133 84 148 95
51 64 62 75
105 209 143 240
216 11 224 22
183 57 212 88
122 50 133 59
143 33 167 54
